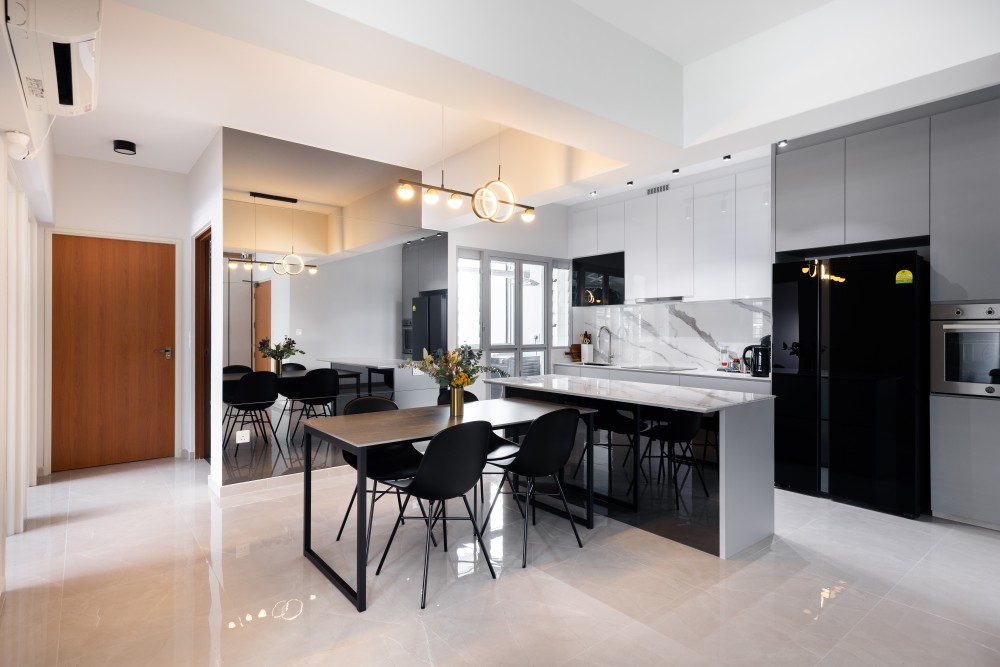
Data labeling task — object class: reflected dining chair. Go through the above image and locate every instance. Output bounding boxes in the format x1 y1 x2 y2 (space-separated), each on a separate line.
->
222 365 252 425
480 408 583 567
223 371 283 462
290 368 341 442
375 420 496 608
335 396 424 556
274 363 307 434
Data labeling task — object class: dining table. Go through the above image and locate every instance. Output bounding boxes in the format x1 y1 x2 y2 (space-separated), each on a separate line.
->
302 397 597 612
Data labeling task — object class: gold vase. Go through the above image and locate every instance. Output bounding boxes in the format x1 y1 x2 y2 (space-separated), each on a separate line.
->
273 358 282 377
449 386 464 417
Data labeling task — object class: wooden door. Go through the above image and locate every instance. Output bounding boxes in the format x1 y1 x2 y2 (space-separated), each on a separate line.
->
52 235 175 471
253 280 271 371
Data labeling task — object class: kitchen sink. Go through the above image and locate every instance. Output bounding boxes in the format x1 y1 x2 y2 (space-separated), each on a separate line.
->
581 361 612 366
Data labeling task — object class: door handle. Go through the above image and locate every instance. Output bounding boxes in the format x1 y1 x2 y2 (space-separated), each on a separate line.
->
156 347 173 360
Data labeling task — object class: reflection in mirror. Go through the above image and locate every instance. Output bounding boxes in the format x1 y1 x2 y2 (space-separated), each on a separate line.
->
219 128 422 485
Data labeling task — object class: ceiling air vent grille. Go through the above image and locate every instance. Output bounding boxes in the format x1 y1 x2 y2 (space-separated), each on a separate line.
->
646 184 669 195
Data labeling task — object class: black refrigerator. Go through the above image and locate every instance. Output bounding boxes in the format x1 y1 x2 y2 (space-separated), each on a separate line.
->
411 290 447 356
772 250 929 517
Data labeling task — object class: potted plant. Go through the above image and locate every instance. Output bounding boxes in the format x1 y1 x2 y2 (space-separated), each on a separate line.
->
257 336 304 376
400 345 507 416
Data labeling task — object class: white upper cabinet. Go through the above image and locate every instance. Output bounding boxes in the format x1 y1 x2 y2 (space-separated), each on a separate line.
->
845 118 930 244
624 195 658 301
774 138 846 251
692 176 736 301
657 185 694 297
597 202 626 253
568 208 598 258
735 166 773 298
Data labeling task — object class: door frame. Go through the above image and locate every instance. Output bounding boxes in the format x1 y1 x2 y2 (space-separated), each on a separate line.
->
194 226 211 460
42 228 184 476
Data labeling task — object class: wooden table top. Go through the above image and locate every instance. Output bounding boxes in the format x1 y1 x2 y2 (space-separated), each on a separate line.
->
303 397 595 450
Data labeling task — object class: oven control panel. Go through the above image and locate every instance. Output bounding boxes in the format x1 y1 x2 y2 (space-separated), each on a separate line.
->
931 303 1000 320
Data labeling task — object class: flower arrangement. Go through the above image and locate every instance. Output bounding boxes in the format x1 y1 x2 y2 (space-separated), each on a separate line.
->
399 345 507 388
257 336 305 361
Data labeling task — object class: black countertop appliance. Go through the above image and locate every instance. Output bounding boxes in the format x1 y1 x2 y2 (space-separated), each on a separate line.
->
411 290 447 357
772 250 929 517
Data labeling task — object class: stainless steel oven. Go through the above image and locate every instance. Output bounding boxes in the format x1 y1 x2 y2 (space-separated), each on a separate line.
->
401 319 413 356
931 303 1000 398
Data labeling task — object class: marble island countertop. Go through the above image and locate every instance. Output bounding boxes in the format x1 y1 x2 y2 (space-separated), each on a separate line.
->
485 374 774 413
552 360 771 382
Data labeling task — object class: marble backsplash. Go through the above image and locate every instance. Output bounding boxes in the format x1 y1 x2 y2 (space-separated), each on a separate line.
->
572 300 771 370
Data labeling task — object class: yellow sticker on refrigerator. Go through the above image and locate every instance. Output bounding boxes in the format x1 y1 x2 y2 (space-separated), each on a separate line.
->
895 269 913 284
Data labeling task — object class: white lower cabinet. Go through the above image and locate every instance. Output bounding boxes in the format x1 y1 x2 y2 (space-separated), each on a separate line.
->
552 363 581 376
930 394 1000 528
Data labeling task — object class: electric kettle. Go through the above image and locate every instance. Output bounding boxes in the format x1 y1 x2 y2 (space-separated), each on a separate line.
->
741 344 771 377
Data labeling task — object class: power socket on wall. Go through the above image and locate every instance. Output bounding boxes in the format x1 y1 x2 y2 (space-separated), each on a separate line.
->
235 430 250 444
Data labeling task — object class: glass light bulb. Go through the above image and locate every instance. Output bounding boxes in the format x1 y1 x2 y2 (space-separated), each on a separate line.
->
243 260 253 270
447 193 463 209
423 188 439 205
308 266 318 275
521 208 536 223
397 183 415 200
258 262 268 271
228 260 238 269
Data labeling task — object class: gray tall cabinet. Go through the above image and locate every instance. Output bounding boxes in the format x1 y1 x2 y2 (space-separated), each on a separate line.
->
930 98 1000 302
401 235 447 321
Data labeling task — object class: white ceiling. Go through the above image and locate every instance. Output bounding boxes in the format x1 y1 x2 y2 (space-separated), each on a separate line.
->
4 0 1000 214
569 0 837 64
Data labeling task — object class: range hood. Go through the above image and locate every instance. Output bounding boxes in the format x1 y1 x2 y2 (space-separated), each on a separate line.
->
634 296 684 303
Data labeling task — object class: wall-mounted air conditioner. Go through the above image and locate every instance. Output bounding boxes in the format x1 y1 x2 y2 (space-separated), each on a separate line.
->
5 0 103 116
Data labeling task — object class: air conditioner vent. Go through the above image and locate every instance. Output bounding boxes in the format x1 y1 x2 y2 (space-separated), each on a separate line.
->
646 184 670 195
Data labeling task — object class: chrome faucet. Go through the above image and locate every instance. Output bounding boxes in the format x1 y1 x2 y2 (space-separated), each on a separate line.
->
598 326 613 364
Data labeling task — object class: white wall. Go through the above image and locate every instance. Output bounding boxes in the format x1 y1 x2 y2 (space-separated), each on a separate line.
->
186 131 224 492
47 156 191 476
289 244 403 368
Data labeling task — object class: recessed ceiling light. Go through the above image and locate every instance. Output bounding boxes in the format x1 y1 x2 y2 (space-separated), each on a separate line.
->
722 155 731 161
626 181 634 187
777 139 788 148
113 139 136 155
589 190 597 197
435 232 443 237
672 168 680 174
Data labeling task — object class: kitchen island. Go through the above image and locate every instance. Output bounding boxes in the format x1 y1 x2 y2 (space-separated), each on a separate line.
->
485 373 775 559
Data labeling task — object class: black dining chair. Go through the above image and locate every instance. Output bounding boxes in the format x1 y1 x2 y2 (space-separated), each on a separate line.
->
281 362 306 372
638 410 707 509
223 371 282 461
480 408 583 567
335 396 424 556
375 420 497 609
290 368 341 442
572 405 648 492
436 388 519 502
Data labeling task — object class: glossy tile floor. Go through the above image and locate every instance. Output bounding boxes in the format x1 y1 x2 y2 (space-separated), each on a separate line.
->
4 459 1000 666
